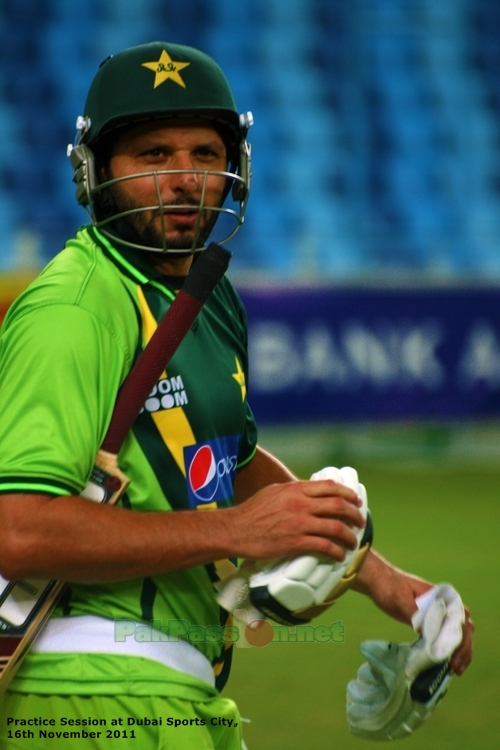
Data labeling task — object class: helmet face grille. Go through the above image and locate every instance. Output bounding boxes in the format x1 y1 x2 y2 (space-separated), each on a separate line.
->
91 167 249 255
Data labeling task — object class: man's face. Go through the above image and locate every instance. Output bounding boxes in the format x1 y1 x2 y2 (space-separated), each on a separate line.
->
104 120 228 251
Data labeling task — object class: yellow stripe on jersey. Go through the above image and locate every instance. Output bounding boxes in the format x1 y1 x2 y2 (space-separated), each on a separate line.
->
137 286 164 368
151 409 195 476
137 285 196 476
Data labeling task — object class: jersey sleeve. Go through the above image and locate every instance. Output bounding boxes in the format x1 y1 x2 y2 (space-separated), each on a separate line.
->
235 290 258 468
236 401 258 469
0 303 128 495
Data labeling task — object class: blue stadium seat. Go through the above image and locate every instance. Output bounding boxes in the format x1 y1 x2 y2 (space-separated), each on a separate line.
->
208 0 258 28
421 0 468 28
232 194 296 274
316 0 348 30
1 0 51 23
155 0 213 44
258 26 316 64
0 106 23 159
258 0 313 26
0 205 21 269
203 28 258 68
475 3 500 30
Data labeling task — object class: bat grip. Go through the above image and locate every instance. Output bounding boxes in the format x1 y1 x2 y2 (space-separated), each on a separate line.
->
101 243 231 455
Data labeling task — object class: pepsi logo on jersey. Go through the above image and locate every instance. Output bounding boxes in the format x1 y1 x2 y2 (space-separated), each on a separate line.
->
184 436 240 507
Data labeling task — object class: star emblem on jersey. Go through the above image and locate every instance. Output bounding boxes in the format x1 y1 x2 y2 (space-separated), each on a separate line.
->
232 357 247 402
141 50 191 89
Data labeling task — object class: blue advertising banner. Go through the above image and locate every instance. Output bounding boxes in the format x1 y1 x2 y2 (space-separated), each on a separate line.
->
238 285 500 424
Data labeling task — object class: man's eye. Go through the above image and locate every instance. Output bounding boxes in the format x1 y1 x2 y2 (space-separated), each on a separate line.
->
196 148 219 158
139 148 166 158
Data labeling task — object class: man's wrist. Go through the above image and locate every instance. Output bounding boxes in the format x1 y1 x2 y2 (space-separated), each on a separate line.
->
350 548 385 595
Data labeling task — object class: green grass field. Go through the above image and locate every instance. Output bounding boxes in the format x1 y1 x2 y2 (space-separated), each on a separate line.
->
227 423 500 750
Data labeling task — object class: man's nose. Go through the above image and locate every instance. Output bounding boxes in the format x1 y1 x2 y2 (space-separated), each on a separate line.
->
166 153 201 193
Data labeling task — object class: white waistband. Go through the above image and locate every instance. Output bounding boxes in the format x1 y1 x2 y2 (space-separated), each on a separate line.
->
32 615 215 688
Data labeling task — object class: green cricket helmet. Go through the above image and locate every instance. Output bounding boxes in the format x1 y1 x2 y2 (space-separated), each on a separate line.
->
67 41 253 254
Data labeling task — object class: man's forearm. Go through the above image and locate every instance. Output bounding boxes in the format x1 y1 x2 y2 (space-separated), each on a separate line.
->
351 548 433 625
350 548 392 596
0 492 238 584
0 470 365 585
0 443 286 583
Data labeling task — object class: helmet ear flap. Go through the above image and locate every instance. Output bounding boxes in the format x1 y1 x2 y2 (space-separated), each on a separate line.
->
68 144 98 208
232 139 251 202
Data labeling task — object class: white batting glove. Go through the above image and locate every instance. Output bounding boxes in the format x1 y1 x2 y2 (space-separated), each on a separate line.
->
347 584 465 740
247 467 372 625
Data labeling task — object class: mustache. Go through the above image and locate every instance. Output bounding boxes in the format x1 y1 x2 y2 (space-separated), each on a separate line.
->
159 197 201 210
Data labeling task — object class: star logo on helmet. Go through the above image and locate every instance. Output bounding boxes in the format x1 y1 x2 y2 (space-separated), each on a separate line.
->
141 50 191 89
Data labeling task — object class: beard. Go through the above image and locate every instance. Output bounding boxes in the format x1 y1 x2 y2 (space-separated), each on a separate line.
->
101 182 220 252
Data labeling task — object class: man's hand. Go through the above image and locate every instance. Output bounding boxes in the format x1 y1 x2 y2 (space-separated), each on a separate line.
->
449 606 474 675
352 550 474 675
229 477 366 562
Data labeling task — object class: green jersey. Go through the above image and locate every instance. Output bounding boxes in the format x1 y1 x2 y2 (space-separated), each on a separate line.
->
0 226 257 682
